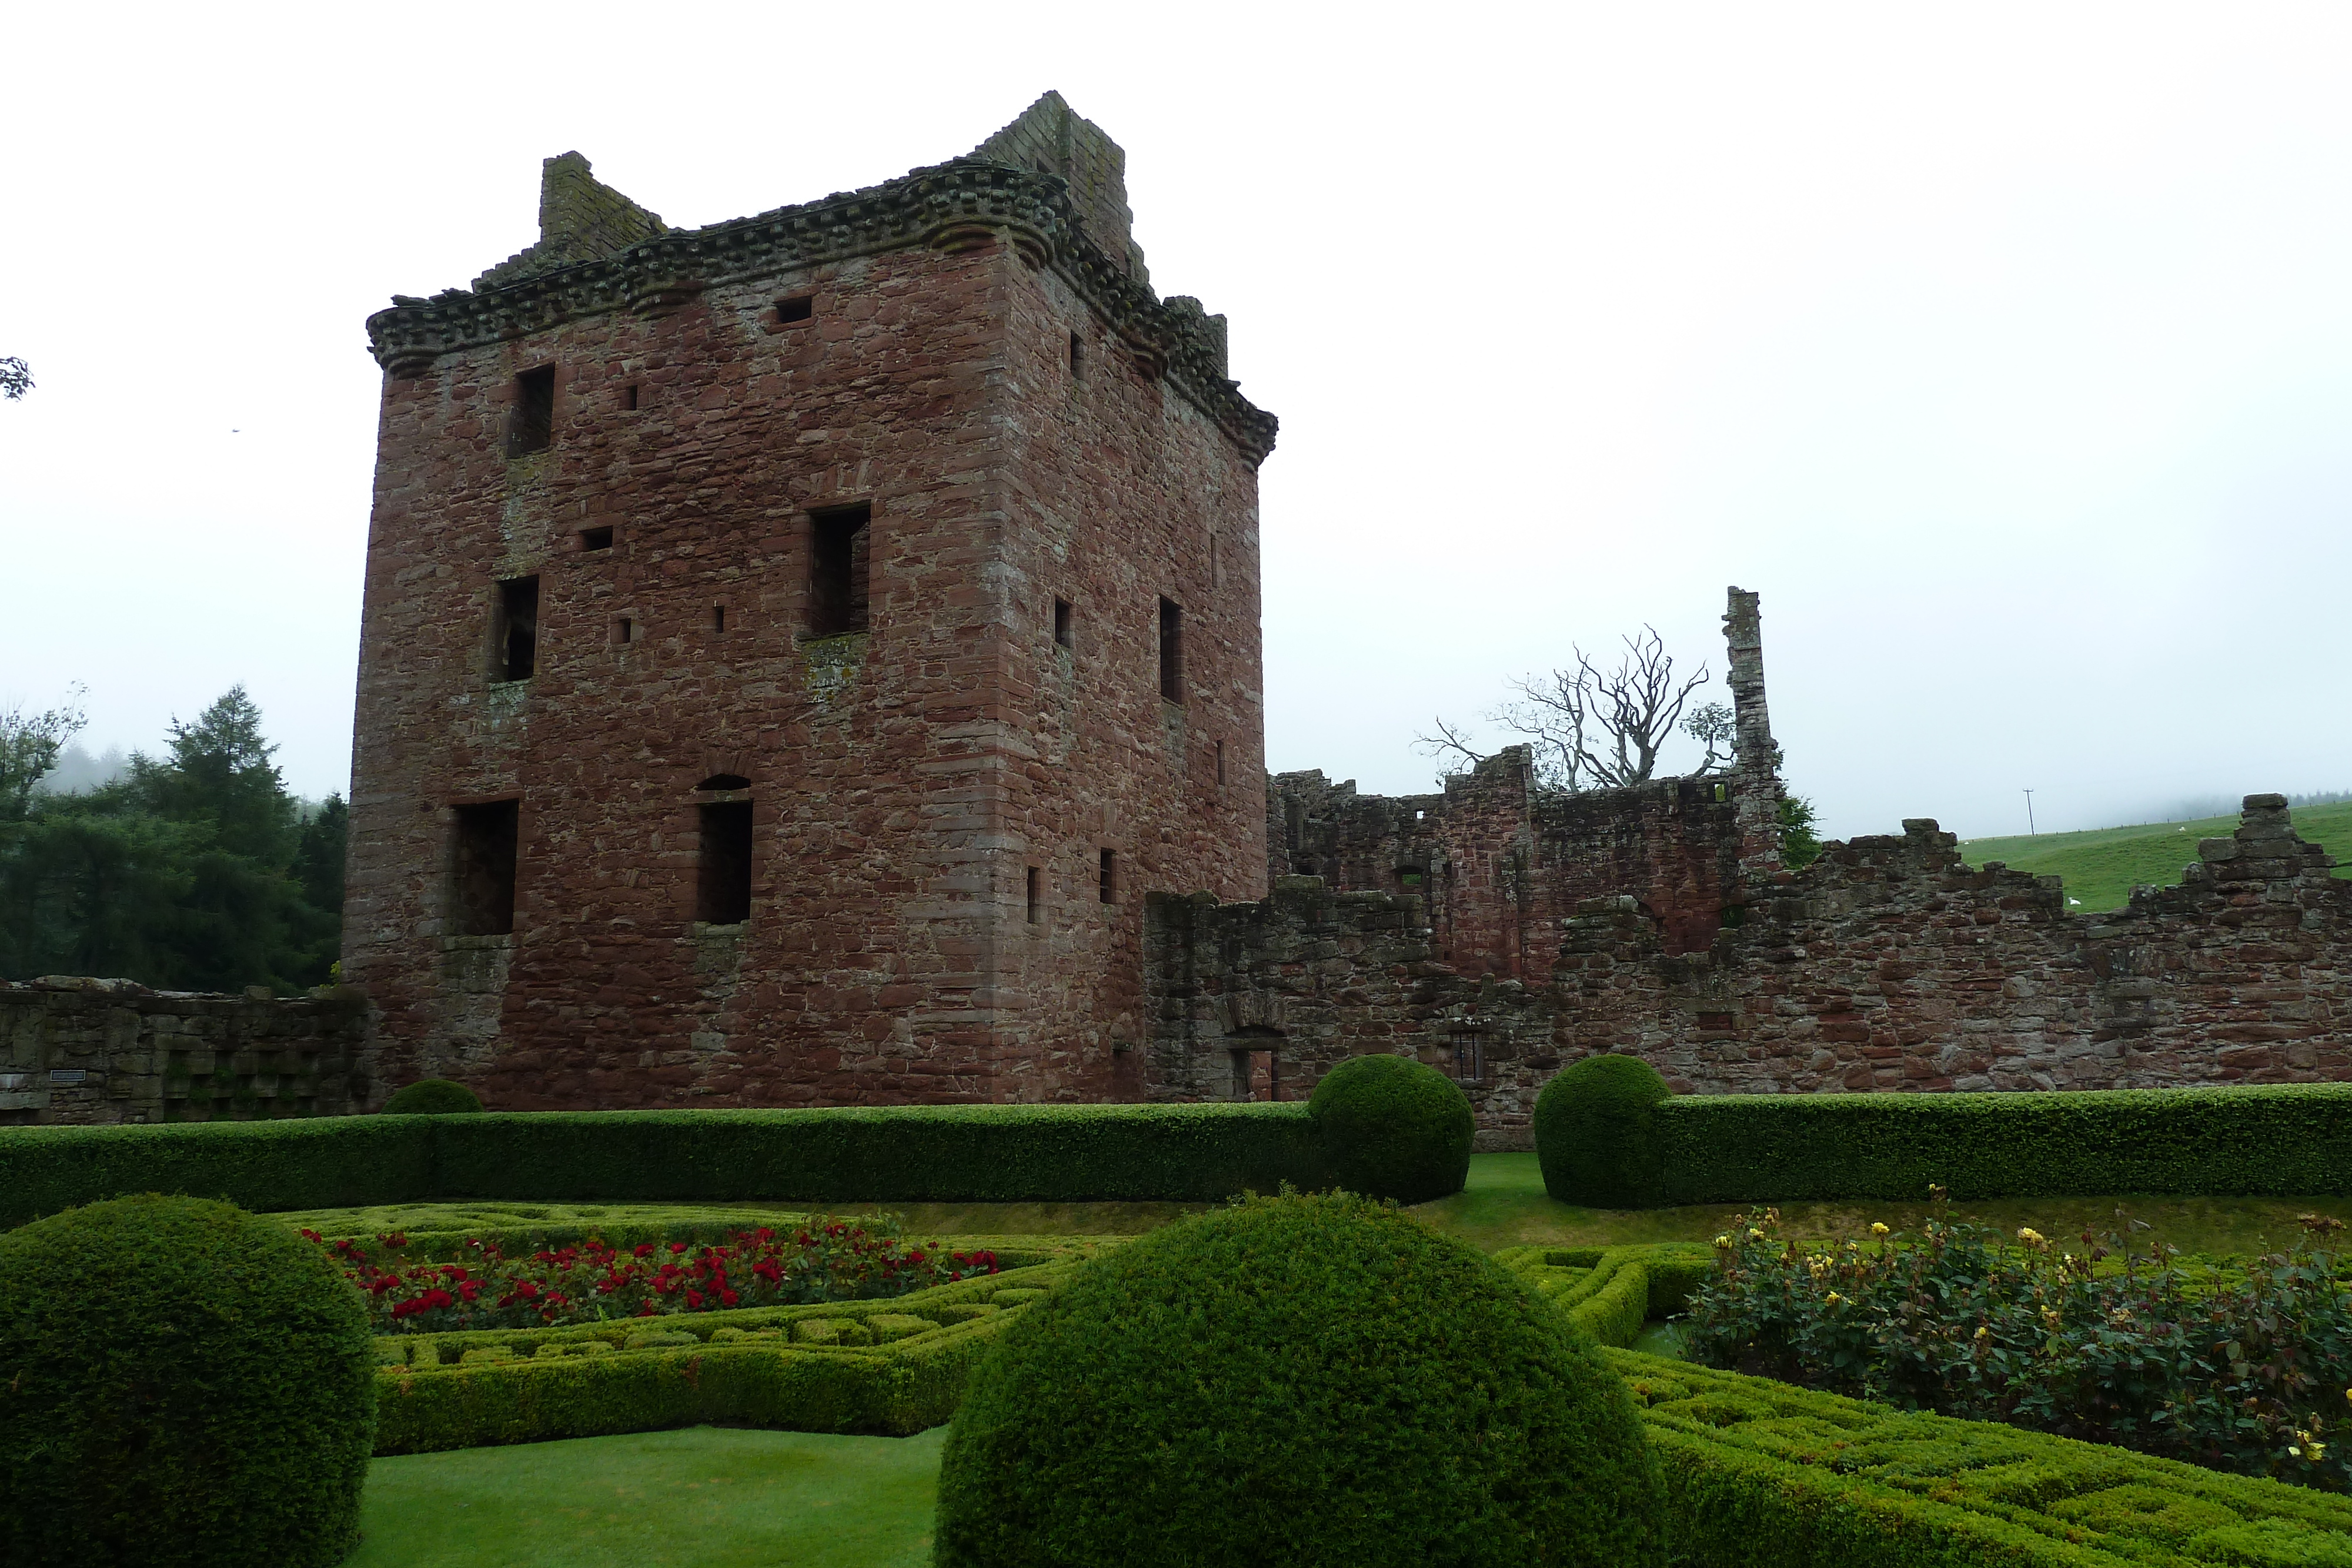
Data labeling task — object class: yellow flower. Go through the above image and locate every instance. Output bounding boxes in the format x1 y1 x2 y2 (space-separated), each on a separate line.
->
1825 1292 1845 1306
1713 1234 1732 1249
1749 1229 1766 1241
2018 1228 2046 1248
2313 1443 2329 1462
1870 1222 1890 1236
1974 1326 1989 1339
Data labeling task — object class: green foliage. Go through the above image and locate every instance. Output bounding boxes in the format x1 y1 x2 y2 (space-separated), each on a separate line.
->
0 687 342 991
1534 1052 1672 1206
1778 790 1822 869
0 1103 1331 1228
1641 1084 2352 1206
0 1194 376 1566
1304 1052 1474 1202
0 686 84 822
1682 1205 2352 1492
1494 1242 1716 1348
369 1265 1057 1451
1962 800 2352 913
381 1078 484 1115
1608 1345 2352 1567
934 1191 1666 1567
0 356 29 401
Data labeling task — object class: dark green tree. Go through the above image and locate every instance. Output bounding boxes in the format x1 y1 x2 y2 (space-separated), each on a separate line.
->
1779 791 1823 870
0 688 86 822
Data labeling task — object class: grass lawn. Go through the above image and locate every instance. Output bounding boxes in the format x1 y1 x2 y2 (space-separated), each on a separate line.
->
354 1425 944 1567
1409 1154 2352 1261
1959 798 2351 912
289 1156 2352 1266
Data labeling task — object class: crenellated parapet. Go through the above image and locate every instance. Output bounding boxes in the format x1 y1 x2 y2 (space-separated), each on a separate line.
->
366 155 1275 464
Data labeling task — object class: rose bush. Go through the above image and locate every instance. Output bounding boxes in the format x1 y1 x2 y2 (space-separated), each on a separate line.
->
1683 1192 2352 1492
305 1216 997 1333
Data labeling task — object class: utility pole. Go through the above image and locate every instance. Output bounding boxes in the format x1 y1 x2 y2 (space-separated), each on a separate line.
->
2023 790 2037 837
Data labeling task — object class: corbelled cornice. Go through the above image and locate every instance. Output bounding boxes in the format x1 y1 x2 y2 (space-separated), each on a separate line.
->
366 157 1277 463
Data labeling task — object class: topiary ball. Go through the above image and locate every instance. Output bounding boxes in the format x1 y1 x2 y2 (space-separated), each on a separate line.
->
1306 1052 1474 1203
935 1191 1665 1567
1534 1054 1672 1208
0 1194 377 1566
382 1076 483 1114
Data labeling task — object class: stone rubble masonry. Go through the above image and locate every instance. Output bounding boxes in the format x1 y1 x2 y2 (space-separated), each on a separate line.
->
473 153 672 293
1161 587 2349 1146
348 93 1274 1111
0 977 366 1126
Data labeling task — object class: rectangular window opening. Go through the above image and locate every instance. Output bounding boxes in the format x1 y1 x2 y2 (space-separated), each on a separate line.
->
712 604 727 634
1216 740 1227 787
621 383 640 412
1069 330 1084 379
1209 532 1219 586
495 577 539 681
809 503 872 637
696 801 754 925
777 295 814 324
1099 848 1117 904
1157 596 1184 703
580 526 614 552
1451 1031 1486 1085
615 617 634 646
1025 865 1041 925
508 366 554 456
1053 597 1072 650
452 800 519 937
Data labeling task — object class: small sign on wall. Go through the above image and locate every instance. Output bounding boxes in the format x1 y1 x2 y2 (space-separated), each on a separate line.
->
48 1069 88 1085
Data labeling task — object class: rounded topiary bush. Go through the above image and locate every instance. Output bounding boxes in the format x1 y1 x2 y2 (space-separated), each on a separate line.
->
936 1191 1663 1567
381 1076 483 1114
0 1194 377 1566
1534 1054 1672 1208
1307 1052 1474 1203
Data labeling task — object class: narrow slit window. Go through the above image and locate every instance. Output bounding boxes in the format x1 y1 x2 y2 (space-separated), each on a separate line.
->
1025 866 1041 925
776 295 814 324
451 800 519 936
696 801 754 925
712 604 727 634
1069 330 1083 379
621 383 640 412
1099 849 1117 904
1216 740 1227 786
508 366 554 456
1209 532 1219 586
809 503 871 637
1053 597 1072 650
1157 596 1184 703
495 577 539 681
580 526 613 552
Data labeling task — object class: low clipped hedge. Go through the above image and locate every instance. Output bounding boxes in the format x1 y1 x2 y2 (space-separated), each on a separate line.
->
936 1191 1665 1567
0 1195 378 1566
0 1103 1334 1229
1491 1245 2352 1566
1610 1348 2352 1567
1528 1078 2352 1209
1305 1054 1474 1204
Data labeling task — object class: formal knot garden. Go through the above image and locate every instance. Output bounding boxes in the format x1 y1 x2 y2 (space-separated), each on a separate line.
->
6 1058 2352 1566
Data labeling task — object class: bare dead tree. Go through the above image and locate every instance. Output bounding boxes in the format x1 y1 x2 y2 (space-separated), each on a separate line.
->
1415 627 1712 793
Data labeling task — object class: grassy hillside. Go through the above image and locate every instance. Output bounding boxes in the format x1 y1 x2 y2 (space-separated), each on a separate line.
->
1957 799 2352 912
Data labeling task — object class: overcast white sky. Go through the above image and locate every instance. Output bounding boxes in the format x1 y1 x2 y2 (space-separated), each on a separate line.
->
5 3 2348 842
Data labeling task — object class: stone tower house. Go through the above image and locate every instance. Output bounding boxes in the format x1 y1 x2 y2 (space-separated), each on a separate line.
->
348 94 1277 1108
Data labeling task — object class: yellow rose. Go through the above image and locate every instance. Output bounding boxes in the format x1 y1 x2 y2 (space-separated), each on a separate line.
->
2017 1228 2046 1247
1870 1222 1890 1236
1713 1234 1732 1248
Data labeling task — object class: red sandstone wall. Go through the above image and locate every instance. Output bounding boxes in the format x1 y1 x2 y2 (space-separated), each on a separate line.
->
349 212 1268 1108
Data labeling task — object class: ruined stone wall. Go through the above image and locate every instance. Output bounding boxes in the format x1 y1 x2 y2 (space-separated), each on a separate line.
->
350 109 1273 1111
1142 884 1556 1149
475 153 670 292
0 978 365 1127
1560 796 2352 1094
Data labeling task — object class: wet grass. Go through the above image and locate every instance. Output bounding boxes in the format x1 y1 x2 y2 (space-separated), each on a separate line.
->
1413 1154 2352 1262
353 1425 943 1568
1960 798 2352 912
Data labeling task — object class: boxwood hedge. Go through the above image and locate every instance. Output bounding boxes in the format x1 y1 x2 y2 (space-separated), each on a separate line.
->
0 1102 1335 1228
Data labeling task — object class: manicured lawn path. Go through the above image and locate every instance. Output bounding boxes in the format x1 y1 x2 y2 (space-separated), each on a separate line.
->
353 1426 944 1567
